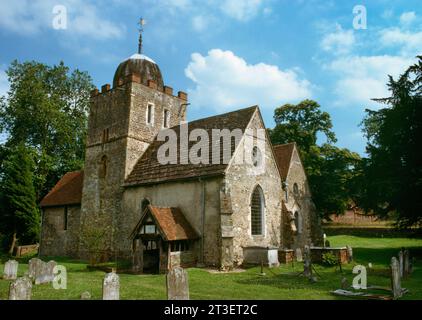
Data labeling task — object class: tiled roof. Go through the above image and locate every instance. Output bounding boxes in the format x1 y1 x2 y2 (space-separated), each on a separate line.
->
125 106 258 186
273 143 295 180
40 171 84 208
131 206 199 241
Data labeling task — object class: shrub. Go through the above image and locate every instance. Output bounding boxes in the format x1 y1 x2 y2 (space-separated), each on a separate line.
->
322 252 338 266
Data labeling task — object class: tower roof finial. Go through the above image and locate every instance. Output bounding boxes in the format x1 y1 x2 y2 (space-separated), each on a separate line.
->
138 18 146 54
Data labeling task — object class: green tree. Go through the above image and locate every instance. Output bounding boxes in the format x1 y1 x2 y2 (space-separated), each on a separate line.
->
0 60 93 199
0 143 40 254
269 100 361 218
361 56 422 228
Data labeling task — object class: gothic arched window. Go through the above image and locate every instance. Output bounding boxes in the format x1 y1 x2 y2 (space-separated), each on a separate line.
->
251 185 264 236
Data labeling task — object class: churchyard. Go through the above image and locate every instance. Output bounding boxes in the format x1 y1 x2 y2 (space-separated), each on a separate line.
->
1 231 421 300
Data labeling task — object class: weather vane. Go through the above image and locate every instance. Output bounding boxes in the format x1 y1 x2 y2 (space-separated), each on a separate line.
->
138 18 147 54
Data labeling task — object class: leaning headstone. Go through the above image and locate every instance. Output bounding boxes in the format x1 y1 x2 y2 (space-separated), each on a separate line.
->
35 260 57 285
166 267 189 300
403 250 410 277
103 272 120 300
9 277 32 300
3 260 19 280
80 291 91 300
346 246 353 263
303 245 312 278
295 248 303 262
398 250 404 278
391 257 402 300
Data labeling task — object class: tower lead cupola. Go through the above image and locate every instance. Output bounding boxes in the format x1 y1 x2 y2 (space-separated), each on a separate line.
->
112 18 164 89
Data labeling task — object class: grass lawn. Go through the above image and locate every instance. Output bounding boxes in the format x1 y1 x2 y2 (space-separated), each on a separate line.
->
1 233 422 300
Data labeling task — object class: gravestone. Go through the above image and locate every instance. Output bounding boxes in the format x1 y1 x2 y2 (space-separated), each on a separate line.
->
398 250 404 278
3 260 18 280
324 240 331 248
303 245 312 278
166 267 189 300
391 257 402 299
35 260 57 285
346 246 353 263
403 250 410 277
103 272 120 300
341 277 349 290
9 277 32 300
295 248 303 262
28 258 42 280
80 291 91 300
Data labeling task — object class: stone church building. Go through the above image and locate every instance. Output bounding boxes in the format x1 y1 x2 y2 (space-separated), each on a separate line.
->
39 48 323 272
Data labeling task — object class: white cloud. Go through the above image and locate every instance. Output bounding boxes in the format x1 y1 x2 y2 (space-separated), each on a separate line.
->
326 55 414 105
192 15 209 32
220 0 266 22
321 25 355 55
380 28 422 56
400 11 416 25
0 0 124 39
185 49 312 111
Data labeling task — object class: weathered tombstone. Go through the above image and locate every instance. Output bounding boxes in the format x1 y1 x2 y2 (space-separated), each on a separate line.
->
166 267 189 300
102 272 120 300
295 248 303 262
391 257 402 300
403 250 410 277
80 291 91 300
9 277 32 300
325 240 331 248
35 260 57 285
3 260 19 280
341 277 349 290
303 245 312 278
398 250 404 278
28 258 42 280
346 245 353 263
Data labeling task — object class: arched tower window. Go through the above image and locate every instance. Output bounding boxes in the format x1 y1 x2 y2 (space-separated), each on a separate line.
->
251 185 264 236
141 198 150 214
99 155 108 178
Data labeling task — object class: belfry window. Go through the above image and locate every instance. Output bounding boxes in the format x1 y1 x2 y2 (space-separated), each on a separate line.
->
163 109 170 128
147 103 154 124
251 185 264 235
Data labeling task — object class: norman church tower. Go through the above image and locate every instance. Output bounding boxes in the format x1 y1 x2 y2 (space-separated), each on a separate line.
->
78 25 188 257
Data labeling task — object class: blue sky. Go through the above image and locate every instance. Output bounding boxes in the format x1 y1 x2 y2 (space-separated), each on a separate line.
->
0 0 421 154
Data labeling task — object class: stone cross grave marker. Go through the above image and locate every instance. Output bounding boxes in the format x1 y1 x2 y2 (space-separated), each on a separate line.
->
3 260 18 280
346 245 353 263
103 272 120 300
295 248 303 262
303 245 312 278
398 250 404 278
391 257 402 300
9 277 32 300
166 267 189 300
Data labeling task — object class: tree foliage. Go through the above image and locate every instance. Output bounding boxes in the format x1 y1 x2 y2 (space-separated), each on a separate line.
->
0 143 40 251
269 100 361 218
0 60 93 199
361 56 422 228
